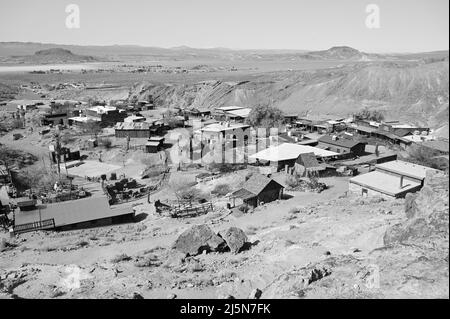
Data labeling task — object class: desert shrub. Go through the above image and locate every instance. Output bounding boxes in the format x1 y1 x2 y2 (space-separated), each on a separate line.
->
98 137 113 149
288 207 301 215
83 121 102 137
187 260 204 272
245 171 255 181
60 132 76 145
405 144 448 171
211 183 232 196
178 188 209 202
246 105 284 129
134 255 159 268
239 204 250 214
285 173 302 189
141 162 166 179
353 107 385 122
76 240 89 248
111 253 131 263
245 226 258 235
15 167 59 193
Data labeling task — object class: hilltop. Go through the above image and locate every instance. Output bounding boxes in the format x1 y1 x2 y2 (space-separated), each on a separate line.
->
0 47 100 64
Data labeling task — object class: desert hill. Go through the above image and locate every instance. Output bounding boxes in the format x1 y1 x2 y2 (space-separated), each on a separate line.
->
1 47 99 64
128 59 448 130
0 42 447 62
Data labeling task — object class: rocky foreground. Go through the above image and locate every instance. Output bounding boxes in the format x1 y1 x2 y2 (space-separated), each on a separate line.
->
0 173 448 299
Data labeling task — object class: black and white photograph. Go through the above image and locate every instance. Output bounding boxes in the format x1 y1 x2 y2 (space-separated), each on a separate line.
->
0 0 448 305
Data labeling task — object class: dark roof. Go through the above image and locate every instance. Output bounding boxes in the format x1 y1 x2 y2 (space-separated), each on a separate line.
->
319 135 366 149
295 152 321 169
187 108 210 114
233 174 284 198
374 130 412 144
14 196 132 228
231 188 256 200
394 128 413 137
352 125 377 133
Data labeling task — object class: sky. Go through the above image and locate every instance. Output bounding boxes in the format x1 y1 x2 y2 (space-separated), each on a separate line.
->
0 0 448 53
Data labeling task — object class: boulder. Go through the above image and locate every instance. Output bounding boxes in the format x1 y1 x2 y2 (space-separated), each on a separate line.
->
219 227 248 254
384 170 449 246
173 225 225 256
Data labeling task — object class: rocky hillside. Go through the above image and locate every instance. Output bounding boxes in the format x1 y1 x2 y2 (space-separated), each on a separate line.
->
265 171 449 299
301 46 375 61
131 59 449 130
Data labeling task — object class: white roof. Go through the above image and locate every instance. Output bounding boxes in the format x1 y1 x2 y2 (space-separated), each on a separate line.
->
350 171 421 196
88 105 117 114
200 122 250 133
375 160 439 180
391 124 420 129
124 115 145 122
403 135 435 142
69 116 101 123
249 143 338 161
225 108 251 118
215 106 246 112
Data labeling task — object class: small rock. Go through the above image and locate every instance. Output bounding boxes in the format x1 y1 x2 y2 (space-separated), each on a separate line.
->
249 288 262 299
167 293 177 299
131 292 144 299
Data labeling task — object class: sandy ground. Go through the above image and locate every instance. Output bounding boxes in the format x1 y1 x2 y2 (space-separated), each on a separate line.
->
0 171 409 299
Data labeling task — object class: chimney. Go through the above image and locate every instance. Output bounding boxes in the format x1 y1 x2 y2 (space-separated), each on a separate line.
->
400 175 404 188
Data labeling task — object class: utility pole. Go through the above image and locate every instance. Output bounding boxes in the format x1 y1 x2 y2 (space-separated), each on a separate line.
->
54 134 61 179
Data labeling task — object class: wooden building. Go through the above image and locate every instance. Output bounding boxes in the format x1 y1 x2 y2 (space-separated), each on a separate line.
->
318 135 367 158
349 160 441 198
146 137 165 153
231 174 284 208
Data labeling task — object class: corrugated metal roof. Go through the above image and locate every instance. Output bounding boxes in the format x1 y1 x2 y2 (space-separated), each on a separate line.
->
296 152 321 169
249 143 338 161
237 174 284 197
115 122 151 130
14 196 133 228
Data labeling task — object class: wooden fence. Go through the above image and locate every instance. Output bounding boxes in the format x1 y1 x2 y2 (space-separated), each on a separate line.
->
13 218 55 234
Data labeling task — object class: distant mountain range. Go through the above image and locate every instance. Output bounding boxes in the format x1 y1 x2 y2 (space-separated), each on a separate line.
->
0 42 447 63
